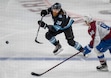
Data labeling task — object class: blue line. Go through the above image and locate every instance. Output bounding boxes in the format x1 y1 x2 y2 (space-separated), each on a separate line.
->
0 57 111 61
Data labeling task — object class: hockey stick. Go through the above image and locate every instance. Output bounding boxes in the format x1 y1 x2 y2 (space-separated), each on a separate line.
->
31 51 81 76
35 16 44 44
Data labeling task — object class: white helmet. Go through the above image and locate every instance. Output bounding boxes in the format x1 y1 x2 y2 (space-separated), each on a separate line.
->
83 16 93 23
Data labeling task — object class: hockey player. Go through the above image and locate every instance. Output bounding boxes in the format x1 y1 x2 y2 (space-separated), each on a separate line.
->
83 16 111 71
38 2 84 55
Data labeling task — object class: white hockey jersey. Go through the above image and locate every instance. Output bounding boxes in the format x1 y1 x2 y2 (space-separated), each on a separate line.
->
88 21 111 47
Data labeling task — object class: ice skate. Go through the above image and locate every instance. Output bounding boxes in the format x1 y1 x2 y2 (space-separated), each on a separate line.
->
96 64 108 72
53 43 63 55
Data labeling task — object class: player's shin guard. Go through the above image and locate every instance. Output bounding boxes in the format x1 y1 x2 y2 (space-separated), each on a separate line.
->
49 37 63 55
96 55 108 71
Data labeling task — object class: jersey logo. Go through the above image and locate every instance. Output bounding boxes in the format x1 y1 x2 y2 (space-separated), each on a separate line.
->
56 21 62 25
89 30 95 36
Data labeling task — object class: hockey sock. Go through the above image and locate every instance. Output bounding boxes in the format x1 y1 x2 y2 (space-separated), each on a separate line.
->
49 37 57 45
74 42 83 52
97 54 107 65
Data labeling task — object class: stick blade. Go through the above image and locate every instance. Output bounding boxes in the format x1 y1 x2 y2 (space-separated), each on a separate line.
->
31 72 42 76
35 39 43 44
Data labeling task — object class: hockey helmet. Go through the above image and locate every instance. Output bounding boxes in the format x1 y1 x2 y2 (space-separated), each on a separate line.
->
52 2 61 10
83 16 93 24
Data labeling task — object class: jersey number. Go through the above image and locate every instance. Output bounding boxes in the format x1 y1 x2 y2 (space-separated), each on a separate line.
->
100 23 110 30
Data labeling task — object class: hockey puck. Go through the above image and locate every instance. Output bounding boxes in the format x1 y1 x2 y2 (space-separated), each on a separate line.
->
6 41 9 44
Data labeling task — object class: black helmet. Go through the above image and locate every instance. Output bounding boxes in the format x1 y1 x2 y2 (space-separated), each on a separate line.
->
52 3 61 9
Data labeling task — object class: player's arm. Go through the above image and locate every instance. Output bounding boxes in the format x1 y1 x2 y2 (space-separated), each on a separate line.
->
83 22 100 55
40 7 51 16
38 20 58 32
83 24 96 55
60 11 74 30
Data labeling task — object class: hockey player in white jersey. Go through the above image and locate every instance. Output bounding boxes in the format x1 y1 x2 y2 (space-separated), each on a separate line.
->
83 16 111 71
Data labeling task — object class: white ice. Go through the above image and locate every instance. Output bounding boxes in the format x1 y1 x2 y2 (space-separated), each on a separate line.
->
0 0 111 78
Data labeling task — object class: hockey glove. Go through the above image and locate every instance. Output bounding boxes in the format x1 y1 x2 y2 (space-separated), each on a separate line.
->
83 44 93 55
41 10 47 16
38 20 47 29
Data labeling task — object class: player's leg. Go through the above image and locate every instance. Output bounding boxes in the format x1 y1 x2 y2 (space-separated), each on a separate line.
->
95 48 108 71
95 40 109 71
52 40 63 55
104 38 111 54
64 26 84 52
109 48 111 54
45 30 63 55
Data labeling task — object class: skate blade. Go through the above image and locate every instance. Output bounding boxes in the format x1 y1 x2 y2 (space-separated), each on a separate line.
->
54 48 63 55
97 69 109 72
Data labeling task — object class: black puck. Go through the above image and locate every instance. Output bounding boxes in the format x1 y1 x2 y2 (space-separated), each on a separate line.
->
6 41 9 44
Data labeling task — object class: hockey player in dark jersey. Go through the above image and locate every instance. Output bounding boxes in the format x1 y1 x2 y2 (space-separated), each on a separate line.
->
83 16 111 71
38 2 84 55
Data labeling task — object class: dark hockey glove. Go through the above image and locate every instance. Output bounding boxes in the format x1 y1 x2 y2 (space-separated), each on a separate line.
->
38 20 47 29
41 10 47 16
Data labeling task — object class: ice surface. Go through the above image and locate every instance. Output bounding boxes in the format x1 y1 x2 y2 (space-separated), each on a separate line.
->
0 0 111 78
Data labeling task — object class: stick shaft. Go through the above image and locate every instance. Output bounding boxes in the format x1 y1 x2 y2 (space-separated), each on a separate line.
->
36 16 43 39
35 16 44 44
31 51 81 76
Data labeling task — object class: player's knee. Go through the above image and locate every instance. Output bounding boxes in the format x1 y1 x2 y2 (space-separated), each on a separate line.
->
45 32 49 39
67 39 75 46
94 48 103 57
45 32 52 40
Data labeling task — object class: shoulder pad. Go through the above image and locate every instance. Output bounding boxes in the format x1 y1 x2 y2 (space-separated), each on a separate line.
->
96 21 103 25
